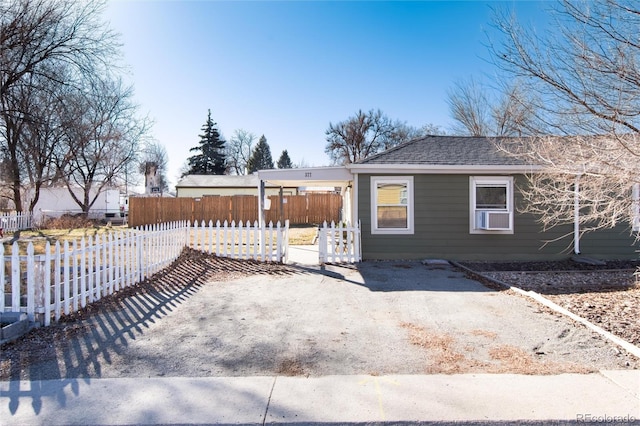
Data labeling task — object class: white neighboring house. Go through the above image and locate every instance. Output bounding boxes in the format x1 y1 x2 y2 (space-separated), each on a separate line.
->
27 187 124 223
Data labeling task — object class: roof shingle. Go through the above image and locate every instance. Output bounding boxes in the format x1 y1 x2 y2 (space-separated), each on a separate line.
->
356 135 530 166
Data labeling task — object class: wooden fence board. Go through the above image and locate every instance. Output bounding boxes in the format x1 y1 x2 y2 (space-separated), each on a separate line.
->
128 194 342 227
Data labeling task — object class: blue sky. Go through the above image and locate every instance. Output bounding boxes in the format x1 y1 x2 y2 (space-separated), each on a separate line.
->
104 0 548 190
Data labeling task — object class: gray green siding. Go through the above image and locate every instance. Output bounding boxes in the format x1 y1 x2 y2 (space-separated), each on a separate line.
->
358 174 638 261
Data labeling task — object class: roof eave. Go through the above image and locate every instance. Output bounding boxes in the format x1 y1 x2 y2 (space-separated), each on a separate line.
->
346 164 544 174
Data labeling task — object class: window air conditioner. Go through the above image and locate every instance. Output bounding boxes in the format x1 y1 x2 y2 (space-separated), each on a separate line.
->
476 211 511 230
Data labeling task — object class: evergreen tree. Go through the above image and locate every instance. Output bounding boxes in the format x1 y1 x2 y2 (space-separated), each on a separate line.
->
277 150 293 169
185 110 226 175
246 135 274 173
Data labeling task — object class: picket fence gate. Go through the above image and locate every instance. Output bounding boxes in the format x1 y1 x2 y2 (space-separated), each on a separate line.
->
1 220 289 326
318 221 361 263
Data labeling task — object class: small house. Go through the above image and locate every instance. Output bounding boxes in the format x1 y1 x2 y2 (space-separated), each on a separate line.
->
258 136 639 261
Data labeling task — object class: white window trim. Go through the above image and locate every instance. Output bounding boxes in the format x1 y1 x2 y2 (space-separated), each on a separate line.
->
371 176 414 235
469 176 514 235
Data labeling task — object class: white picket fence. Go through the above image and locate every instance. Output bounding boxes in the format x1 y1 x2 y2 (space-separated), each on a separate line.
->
1 220 289 326
0 212 33 233
191 220 289 263
318 221 361 263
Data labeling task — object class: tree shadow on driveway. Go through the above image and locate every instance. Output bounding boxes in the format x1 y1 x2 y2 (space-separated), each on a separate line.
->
0 248 303 415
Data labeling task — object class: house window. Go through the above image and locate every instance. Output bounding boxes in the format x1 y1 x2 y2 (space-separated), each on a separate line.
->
470 176 513 234
371 176 414 234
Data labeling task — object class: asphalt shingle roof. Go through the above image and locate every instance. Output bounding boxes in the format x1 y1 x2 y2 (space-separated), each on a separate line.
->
356 135 531 166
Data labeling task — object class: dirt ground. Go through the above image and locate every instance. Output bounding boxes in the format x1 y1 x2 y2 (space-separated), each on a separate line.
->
1 249 637 381
460 260 640 346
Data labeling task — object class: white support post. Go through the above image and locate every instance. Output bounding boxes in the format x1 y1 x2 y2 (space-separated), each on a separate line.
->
574 175 581 255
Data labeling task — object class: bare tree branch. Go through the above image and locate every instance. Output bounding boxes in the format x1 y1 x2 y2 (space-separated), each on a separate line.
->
490 0 640 231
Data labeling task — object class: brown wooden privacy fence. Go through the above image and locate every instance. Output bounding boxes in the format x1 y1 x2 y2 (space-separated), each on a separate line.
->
128 193 342 228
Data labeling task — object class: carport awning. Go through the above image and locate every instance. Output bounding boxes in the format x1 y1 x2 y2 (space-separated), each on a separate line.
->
256 166 353 188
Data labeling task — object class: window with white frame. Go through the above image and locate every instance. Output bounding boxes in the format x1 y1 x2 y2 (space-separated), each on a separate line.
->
470 176 514 234
371 176 414 234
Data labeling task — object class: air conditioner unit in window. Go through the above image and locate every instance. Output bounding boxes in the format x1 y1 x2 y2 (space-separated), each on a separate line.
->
476 211 511 230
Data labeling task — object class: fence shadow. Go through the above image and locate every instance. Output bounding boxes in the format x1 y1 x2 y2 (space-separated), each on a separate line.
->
0 248 300 415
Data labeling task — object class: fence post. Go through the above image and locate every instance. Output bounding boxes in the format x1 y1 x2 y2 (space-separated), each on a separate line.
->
54 242 61 321
319 222 327 264
222 221 229 257
11 242 20 311
207 220 212 254
80 238 87 308
87 236 94 303
26 243 35 322
137 227 144 282
252 221 259 260
283 219 290 264
63 240 70 315
95 234 103 300
44 242 51 326
72 239 79 312
267 222 274 261
238 220 244 259
275 222 282 262
215 220 221 256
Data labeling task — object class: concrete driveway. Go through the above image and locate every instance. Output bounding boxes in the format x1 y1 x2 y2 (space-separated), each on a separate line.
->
6 256 631 380
3 254 639 425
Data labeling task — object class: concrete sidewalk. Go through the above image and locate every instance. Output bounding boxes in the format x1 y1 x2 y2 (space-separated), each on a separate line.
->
2 371 638 425
287 244 320 265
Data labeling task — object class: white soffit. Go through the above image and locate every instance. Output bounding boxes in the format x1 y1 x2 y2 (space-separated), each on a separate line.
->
257 167 353 187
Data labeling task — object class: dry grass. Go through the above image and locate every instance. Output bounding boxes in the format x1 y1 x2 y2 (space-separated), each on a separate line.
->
470 329 498 339
488 344 592 375
400 321 594 375
400 322 472 373
288 226 317 245
277 358 307 376
3 225 126 256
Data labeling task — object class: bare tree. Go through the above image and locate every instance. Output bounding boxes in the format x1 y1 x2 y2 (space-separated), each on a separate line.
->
226 129 255 175
501 134 639 233
447 77 537 136
491 83 539 137
447 78 491 136
0 0 119 211
325 109 433 165
59 76 148 215
418 123 447 136
491 0 640 230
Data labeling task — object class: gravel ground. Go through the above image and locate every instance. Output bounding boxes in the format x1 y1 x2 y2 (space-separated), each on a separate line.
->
460 260 640 346
1 250 638 381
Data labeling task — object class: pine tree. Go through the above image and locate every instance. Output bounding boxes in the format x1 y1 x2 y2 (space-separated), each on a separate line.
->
185 110 226 175
246 135 274 173
277 150 293 169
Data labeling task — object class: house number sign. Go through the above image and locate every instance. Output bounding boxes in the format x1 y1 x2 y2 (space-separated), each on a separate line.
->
305 172 312 178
